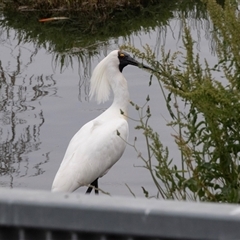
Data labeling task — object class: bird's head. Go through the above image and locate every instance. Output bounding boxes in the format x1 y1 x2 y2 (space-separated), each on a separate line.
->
117 50 154 72
90 50 153 104
118 51 139 72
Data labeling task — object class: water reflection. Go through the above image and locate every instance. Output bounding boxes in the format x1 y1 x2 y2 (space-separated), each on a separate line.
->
0 45 56 187
1 0 216 102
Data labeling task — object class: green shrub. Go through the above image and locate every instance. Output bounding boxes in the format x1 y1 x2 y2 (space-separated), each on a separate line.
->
122 0 240 203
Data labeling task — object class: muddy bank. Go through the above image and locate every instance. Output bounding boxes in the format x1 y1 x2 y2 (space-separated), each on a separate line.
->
3 0 174 34
4 0 159 14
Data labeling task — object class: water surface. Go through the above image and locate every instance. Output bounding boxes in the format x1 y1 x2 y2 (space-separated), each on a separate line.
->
0 4 218 197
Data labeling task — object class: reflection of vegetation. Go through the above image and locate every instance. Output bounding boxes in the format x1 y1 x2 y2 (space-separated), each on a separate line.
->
1 1 180 96
0 1 212 74
2 2 174 51
123 0 240 203
0 49 55 187
2 1 213 52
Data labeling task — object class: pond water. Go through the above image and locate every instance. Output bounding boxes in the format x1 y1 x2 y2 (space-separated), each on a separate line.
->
0 4 218 197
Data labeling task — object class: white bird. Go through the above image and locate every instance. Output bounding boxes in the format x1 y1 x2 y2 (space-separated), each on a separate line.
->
51 50 152 194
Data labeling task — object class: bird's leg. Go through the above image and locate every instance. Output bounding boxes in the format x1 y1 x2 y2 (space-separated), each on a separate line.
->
94 178 99 194
85 178 99 195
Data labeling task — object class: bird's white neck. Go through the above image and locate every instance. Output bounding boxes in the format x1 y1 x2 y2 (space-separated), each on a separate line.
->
90 56 130 119
109 72 129 118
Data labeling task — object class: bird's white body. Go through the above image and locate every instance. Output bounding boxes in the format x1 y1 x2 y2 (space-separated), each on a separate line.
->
52 50 130 192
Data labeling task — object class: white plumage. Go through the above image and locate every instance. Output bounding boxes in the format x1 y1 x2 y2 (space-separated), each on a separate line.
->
52 50 150 193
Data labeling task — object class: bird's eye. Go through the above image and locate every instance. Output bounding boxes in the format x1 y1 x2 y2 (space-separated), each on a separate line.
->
119 53 125 57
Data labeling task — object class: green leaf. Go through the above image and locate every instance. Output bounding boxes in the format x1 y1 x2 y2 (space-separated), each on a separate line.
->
141 187 149 198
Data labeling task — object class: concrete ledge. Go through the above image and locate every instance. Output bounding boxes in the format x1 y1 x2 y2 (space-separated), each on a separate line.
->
0 188 240 239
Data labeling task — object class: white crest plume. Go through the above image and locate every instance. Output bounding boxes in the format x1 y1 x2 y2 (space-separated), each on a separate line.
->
90 50 119 104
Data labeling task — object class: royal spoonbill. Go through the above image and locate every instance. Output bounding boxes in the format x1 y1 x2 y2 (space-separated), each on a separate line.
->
51 50 153 194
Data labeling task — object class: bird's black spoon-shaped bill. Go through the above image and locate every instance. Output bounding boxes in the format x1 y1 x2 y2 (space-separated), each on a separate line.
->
126 55 155 72
119 51 155 73
138 63 155 72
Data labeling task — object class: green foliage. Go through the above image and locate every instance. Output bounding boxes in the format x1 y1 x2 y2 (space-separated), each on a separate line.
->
122 0 240 203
